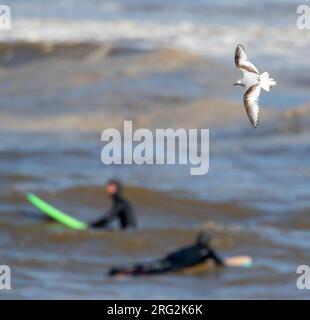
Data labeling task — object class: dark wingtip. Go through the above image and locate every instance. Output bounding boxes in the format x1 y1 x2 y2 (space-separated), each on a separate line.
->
252 120 259 129
236 43 244 50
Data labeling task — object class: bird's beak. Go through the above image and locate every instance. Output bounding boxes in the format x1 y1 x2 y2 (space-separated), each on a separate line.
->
233 83 238 86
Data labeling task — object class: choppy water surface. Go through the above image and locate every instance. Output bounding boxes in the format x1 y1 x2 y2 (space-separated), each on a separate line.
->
0 0 309 299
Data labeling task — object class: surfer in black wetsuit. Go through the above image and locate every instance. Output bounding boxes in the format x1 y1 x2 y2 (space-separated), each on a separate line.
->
108 231 224 276
90 179 137 230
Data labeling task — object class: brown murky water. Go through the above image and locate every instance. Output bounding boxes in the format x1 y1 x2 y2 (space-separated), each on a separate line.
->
1 185 309 299
0 17 310 299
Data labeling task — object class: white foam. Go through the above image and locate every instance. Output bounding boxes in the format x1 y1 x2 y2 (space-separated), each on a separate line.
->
1 18 309 67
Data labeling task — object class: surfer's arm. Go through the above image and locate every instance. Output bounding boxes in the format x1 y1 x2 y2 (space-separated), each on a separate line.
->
208 248 224 266
89 206 119 228
89 216 109 228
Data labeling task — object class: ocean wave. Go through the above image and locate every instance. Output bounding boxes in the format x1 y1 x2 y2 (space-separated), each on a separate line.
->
262 103 310 135
0 40 153 66
0 19 309 66
280 103 310 133
0 183 257 221
0 41 104 66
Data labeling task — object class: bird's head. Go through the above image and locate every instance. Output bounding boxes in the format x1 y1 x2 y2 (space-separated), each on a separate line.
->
233 79 244 87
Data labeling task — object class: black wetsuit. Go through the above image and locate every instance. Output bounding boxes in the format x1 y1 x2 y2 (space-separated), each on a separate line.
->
109 241 224 276
90 194 136 230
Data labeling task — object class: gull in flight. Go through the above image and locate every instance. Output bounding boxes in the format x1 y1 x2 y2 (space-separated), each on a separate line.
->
234 44 276 128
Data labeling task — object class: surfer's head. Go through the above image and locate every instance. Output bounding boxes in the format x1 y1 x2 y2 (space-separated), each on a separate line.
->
197 231 211 247
105 179 123 198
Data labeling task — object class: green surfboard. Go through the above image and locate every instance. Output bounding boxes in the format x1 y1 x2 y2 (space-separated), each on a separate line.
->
27 193 89 230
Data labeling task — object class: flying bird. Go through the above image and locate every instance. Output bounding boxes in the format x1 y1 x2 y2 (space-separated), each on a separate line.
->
234 44 276 128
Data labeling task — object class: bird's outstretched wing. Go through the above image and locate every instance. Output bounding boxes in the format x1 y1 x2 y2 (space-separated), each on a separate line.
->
235 44 259 75
243 83 261 128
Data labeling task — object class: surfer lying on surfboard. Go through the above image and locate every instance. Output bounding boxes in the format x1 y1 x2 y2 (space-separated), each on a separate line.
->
108 231 252 277
90 179 137 230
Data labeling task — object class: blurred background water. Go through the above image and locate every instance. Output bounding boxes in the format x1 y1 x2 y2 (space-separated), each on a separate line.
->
0 0 309 299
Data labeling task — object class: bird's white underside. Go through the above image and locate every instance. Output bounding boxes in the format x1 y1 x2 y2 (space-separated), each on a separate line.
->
240 72 260 89
235 44 276 128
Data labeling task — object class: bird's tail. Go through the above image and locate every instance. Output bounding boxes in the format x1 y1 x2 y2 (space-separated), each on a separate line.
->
260 72 276 92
